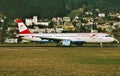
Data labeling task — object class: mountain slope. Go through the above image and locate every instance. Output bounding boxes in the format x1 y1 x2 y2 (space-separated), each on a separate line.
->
0 0 120 18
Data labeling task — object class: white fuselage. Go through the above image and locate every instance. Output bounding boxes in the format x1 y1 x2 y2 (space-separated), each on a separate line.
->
19 33 115 43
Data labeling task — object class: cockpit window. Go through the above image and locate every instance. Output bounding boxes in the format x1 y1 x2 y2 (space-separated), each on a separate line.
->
105 35 113 37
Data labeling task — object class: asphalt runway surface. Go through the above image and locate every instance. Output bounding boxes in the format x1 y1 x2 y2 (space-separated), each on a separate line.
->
0 45 120 49
0 43 120 48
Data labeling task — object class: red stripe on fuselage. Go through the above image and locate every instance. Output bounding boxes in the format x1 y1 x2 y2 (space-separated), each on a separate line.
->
20 29 32 34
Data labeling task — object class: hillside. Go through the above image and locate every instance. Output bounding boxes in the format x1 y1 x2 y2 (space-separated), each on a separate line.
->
87 0 120 11
0 0 120 18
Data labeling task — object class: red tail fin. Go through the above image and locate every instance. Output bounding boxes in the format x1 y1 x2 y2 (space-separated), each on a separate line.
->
17 19 32 34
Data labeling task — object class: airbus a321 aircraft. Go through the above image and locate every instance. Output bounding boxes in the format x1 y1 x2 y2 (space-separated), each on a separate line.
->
17 19 116 47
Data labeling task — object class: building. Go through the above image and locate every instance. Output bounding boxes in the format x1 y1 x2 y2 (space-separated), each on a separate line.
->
98 13 105 18
25 16 50 26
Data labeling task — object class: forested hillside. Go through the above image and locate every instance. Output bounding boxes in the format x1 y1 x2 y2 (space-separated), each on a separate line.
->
86 0 120 11
0 0 120 18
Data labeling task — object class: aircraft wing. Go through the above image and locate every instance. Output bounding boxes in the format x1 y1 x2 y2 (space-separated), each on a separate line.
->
39 36 72 46
40 36 71 41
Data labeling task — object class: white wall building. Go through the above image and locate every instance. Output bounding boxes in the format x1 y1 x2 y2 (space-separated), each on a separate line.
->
25 19 33 26
33 16 38 24
25 16 50 26
98 13 105 17
5 38 18 43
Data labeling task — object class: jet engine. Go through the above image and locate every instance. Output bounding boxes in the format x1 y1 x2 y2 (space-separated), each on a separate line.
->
62 40 71 46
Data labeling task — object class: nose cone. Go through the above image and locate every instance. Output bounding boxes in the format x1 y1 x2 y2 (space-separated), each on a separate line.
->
110 37 115 42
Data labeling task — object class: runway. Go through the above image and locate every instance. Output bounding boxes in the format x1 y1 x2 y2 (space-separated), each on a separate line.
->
0 44 120 49
0 43 120 48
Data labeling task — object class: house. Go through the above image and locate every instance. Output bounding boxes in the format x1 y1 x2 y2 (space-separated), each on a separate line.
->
25 16 50 26
25 19 33 26
4 38 18 43
98 13 105 18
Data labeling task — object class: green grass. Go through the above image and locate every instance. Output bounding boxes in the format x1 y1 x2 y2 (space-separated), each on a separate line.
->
0 45 120 76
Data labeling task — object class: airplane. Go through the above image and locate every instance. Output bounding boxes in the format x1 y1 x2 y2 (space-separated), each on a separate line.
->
17 19 117 47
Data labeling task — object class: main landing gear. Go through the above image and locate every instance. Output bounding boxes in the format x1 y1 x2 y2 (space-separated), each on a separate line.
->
100 42 103 48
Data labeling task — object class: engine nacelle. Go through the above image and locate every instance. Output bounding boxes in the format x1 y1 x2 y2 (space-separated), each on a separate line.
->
62 40 71 46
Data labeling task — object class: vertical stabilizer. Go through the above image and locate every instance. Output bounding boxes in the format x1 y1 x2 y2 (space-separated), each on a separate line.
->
17 19 32 34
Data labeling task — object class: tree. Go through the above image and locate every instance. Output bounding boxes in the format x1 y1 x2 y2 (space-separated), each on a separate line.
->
112 27 120 41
